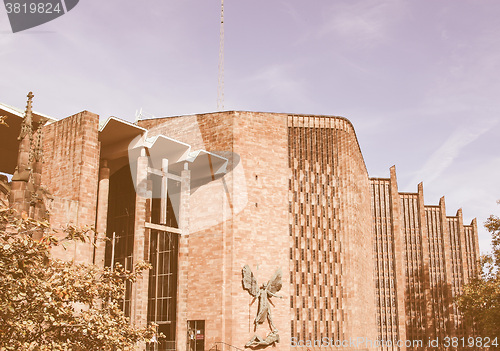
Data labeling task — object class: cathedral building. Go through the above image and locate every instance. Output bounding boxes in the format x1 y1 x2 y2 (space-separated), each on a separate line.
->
0 94 479 351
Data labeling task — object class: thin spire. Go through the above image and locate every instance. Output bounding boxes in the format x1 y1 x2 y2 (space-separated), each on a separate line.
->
18 91 34 141
10 92 35 215
217 0 225 111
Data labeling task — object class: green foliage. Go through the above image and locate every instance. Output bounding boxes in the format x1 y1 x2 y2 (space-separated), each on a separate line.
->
457 206 500 342
0 206 158 350
485 213 500 270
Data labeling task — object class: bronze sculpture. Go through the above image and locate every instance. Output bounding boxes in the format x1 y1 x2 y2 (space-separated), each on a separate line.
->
242 265 282 348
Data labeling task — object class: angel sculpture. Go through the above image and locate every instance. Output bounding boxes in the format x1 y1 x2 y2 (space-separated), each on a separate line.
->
242 265 283 348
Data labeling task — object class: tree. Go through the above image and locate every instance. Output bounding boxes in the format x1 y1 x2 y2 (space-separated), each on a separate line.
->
457 204 500 345
0 205 158 350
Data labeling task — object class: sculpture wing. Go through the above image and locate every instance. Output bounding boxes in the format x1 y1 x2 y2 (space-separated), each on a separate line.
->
267 268 282 294
242 265 258 297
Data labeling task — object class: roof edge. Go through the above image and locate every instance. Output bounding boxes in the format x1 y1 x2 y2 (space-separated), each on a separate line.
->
0 102 56 123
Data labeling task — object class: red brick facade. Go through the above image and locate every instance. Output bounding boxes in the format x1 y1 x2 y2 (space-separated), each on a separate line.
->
140 112 379 351
4 106 481 351
41 110 100 262
140 112 293 351
370 168 480 351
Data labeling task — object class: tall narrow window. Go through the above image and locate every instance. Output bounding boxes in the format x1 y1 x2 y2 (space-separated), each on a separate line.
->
147 230 179 351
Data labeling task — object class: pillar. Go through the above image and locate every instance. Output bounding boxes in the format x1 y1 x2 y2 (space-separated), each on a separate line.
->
417 183 435 340
160 158 168 225
457 209 469 284
94 160 110 268
176 163 190 351
439 197 454 336
131 152 150 332
471 218 480 275
389 166 407 351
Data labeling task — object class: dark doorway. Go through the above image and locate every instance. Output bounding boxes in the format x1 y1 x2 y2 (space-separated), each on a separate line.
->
187 320 205 351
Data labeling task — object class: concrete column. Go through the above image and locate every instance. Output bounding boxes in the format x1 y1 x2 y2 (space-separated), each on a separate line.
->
471 218 480 275
176 163 190 351
417 183 435 340
389 166 407 351
456 209 473 337
457 209 469 284
94 160 110 268
160 158 169 225
131 153 150 332
179 163 190 234
439 197 454 336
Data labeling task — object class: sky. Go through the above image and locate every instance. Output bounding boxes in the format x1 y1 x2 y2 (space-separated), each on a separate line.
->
1 0 499 254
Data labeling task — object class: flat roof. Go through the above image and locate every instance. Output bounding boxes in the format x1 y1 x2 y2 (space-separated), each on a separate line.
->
101 116 228 186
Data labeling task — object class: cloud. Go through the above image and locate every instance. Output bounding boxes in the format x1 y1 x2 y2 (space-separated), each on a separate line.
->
248 63 300 92
408 121 497 187
240 62 313 109
423 25 500 116
318 0 406 48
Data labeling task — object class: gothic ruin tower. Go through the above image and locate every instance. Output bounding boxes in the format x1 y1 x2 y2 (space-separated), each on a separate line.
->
9 92 46 219
31 102 46 220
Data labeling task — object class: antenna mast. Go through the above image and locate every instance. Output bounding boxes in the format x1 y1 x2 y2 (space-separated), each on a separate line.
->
217 0 224 111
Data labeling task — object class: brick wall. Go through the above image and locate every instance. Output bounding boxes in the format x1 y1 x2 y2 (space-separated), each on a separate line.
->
42 111 100 263
370 169 480 350
230 112 291 350
289 115 377 351
141 113 235 350
141 112 292 350
142 112 381 351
